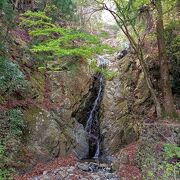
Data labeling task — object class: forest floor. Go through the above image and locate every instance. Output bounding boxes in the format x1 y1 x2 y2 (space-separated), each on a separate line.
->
14 154 119 180
13 143 142 180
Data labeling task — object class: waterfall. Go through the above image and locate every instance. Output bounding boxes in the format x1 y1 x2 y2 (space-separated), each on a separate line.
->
85 56 107 159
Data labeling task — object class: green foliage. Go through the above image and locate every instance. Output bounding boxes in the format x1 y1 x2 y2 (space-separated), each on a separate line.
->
0 0 14 22
20 11 112 64
113 0 149 38
22 11 52 21
44 5 63 21
8 109 25 137
161 143 180 179
0 57 28 95
163 163 179 179
137 142 180 180
0 144 4 156
0 169 12 180
99 31 110 39
164 143 180 160
36 0 76 19
0 0 15 54
20 10 54 29
101 69 118 81
0 109 24 179
0 30 5 54
30 27 66 36
51 0 76 18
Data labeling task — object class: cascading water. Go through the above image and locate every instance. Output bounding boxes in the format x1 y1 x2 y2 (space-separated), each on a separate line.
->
72 56 119 179
85 56 107 159
73 55 108 160
85 74 104 159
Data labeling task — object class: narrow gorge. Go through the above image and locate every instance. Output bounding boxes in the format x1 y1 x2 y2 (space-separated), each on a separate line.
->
0 1 180 180
74 57 107 160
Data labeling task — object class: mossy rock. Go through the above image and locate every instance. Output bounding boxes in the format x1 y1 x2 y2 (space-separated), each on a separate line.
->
117 100 128 114
23 106 48 130
109 115 140 153
119 56 132 73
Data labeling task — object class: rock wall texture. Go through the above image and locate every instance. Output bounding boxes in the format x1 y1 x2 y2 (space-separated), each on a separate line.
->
101 54 153 154
24 64 92 161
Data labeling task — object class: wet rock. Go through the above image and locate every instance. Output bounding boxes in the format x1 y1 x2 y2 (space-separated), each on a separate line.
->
99 163 109 169
80 178 89 180
89 162 99 172
91 174 101 180
30 161 120 180
67 166 75 173
43 171 48 175
106 173 114 179
77 162 90 171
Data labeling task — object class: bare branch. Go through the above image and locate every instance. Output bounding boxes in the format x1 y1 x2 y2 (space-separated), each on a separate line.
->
86 8 104 22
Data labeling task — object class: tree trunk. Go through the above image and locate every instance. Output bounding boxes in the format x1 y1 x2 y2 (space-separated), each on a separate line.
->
138 49 162 117
155 0 176 116
15 0 20 8
176 0 180 14
31 0 35 10
106 7 162 117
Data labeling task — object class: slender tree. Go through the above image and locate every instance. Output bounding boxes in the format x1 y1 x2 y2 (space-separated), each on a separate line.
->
153 0 176 116
92 0 162 117
177 0 180 13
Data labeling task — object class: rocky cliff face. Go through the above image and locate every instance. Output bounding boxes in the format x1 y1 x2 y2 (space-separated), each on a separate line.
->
0 30 93 171
24 65 92 162
101 54 153 154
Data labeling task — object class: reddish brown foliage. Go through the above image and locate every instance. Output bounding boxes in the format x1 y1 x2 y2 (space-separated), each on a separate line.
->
119 165 142 180
0 99 34 112
121 143 138 165
118 143 142 180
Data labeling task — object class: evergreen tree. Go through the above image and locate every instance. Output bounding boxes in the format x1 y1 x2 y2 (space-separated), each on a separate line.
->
20 10 111 66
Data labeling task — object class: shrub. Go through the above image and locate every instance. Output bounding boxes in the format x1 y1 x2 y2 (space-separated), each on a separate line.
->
164 143 180 159
161 144 180 179
51 0 76 18
0 109 24 179
0 57 28 95
0 0 14 23
0 0 15 55
8 109 25 137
